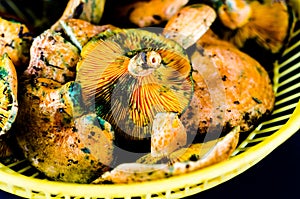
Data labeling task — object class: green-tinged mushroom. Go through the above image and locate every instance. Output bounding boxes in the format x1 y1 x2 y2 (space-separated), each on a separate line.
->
15 79 114 183
0 53 18 136
76 28 193 151
14 27 114 183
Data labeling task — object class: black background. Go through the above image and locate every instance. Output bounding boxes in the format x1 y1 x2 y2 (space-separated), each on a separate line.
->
1 129 299 199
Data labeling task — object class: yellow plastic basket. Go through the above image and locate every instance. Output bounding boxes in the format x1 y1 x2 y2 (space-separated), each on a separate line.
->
1 9 300 199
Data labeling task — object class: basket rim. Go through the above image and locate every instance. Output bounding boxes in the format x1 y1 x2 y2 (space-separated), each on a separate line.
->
1 3 299 197
1 100 299 197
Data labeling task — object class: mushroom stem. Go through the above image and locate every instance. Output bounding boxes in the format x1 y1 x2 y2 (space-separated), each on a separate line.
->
128 51 162 77
218 0 252 29
163 4 217 49
151 112 187 158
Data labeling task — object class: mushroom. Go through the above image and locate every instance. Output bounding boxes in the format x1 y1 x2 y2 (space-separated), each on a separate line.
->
224 0 292 53
113 0 189 27
209 0 296 66
14 29 114 183
59 18 118 50
0 17 33 69
15 78 114 183
12 1 276 184
90 2 275 183
162 4 217 49
181 42 275 135
0 17 32 159
76 28 194 151
22 29 80 83
0 53 18 136
51 0 106 31
151 112 187 158
93 126 240 184
217 0 252 30
161 2 275 136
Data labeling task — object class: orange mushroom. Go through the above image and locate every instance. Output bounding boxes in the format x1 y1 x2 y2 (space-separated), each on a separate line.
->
76 28 193 151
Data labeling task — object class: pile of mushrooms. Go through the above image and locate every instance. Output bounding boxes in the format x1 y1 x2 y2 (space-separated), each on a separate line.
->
0 0 287 184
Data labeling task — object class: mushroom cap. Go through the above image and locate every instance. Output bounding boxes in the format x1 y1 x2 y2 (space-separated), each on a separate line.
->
181 43 275 135
23 29 80 84
120 0 189 27
0 53 18 136
76 28 193 150
60 18 118 50
15 79 114 183
0 17 33 68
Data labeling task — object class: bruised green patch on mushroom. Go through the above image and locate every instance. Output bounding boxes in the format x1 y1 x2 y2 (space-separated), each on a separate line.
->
76 28 193 148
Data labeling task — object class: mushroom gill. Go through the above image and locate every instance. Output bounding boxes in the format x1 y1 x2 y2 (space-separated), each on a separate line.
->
76 28 193 151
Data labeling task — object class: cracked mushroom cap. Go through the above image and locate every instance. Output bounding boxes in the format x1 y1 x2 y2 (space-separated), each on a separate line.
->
76 28 193 151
